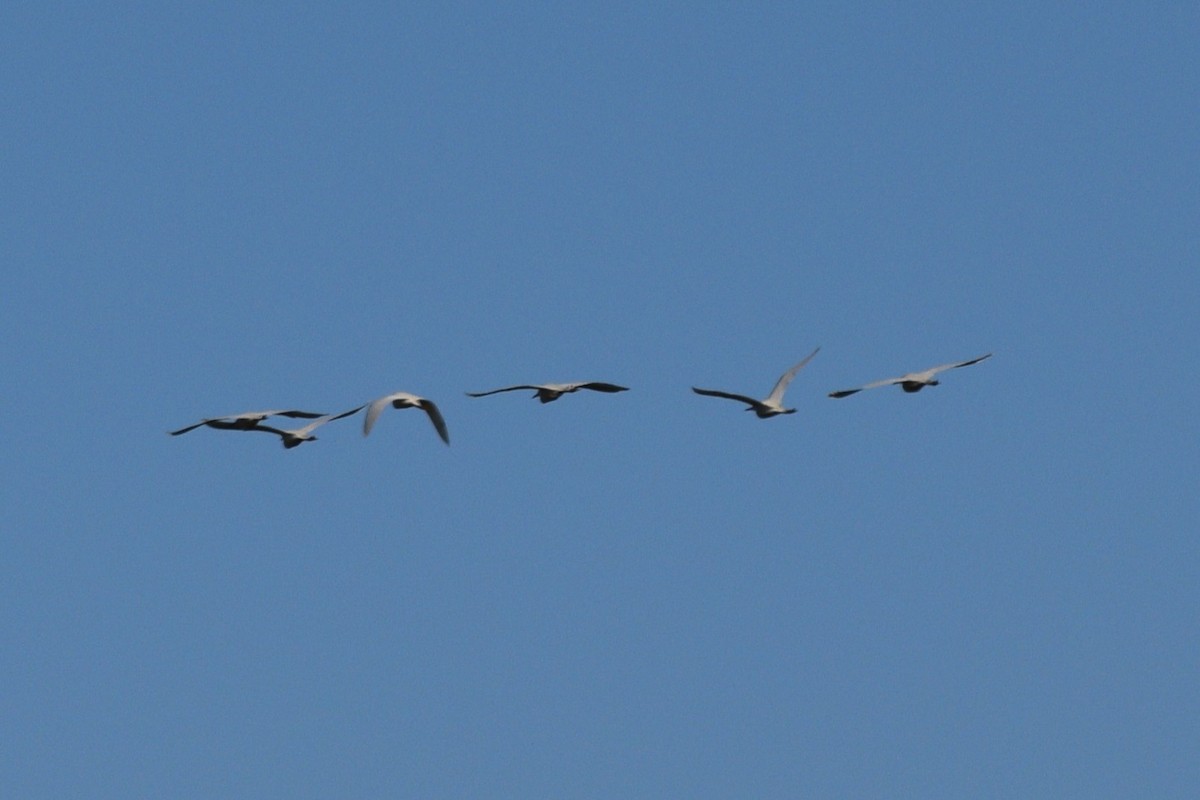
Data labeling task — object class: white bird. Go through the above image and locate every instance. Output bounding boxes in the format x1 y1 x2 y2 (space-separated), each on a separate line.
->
465 382 629 404
691 347 820 418
170 409 328 436
828 353 992 398
247 405 366 449
363 392 450 445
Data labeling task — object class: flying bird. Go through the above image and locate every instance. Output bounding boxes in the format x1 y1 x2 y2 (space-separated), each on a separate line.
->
465 382 629 404
246 405 366 449
170 409 328 436
363 392 450 445
828 353 992 398
691 347 820 418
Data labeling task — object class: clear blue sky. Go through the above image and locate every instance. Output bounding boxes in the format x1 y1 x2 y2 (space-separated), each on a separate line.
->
3 4 1197 797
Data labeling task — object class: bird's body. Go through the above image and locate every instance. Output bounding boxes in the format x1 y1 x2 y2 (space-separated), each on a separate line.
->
692 348 820 418
828 353 992 398
170 409 327 436
363 392 450 445
465 381 629 404
246 405 365 448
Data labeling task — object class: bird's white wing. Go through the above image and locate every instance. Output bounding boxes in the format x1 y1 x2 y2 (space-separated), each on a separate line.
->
363 395 396 436
924 352 993 376
765 347 820 405
295 405 364 438
278 417 327 438
233 409 282 420
828 374 906 397
860 375 907 389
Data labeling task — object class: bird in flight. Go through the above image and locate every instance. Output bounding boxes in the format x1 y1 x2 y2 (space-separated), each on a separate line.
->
828 353 992 398
246 405 366 449
169 409 327 436
692 347 820 418
363 391 450 445
465 382 629 404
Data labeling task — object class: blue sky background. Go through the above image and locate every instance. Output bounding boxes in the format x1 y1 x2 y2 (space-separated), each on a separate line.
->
2 4 1197 797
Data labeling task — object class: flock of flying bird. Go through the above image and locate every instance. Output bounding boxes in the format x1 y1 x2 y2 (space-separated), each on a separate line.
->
169 352 993 448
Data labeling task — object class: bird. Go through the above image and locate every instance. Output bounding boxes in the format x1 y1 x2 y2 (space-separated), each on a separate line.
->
828 353 992 398
691 347 820 418
363 392 450 445
465 382 629 404
246 405 366 449
170 409 328 436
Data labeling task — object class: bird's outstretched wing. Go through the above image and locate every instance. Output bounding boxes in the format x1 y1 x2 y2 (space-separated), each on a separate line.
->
575 382 629 393
765 347 820 405
169 420 210 436
201 419 251 431
325 404 366 423
291 405 364 438
862 375 908 390
828 375 904 397
273 410 328 420
465 385 541 397
169 417 261 435
924 352 993 376
362 396 395 436
418 399 451 445
692 387 763 407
